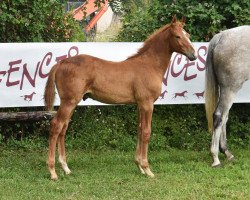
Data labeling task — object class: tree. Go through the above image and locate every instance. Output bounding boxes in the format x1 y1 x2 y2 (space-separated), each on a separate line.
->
117 0 250 42
0 0 85 42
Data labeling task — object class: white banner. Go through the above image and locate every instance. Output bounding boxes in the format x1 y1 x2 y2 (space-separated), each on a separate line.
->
0 42 250 108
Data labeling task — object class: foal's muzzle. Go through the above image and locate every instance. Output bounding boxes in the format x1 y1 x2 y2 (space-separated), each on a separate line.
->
186 52 197 61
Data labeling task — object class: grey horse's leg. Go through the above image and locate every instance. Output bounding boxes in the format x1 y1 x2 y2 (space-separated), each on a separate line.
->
211 87 235 167
219 115 234 161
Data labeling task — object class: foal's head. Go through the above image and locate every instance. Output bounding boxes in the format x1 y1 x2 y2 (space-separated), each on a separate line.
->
168 15 197 61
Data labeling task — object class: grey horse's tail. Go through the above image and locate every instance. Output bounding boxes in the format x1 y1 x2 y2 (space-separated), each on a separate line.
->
205 34 222 133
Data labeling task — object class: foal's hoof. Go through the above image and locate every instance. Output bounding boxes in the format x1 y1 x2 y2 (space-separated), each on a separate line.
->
51 174 58 181
65 169 71 175
211 163 221 168
63 167 71 175
136 163 155 177
143 167 155 178
137 165 146 175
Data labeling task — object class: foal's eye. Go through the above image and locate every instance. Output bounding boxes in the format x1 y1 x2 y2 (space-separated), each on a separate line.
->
176 35 181 39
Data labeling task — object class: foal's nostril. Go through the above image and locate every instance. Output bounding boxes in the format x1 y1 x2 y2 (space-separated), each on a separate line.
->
191 54 197 61
187 53 197 61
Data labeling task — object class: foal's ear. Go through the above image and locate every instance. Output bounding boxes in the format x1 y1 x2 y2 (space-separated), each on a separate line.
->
171 14 177 24
181 16 186 25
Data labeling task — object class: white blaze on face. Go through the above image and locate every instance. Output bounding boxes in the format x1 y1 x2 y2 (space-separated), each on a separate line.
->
183 29 197 57
182 30 193 47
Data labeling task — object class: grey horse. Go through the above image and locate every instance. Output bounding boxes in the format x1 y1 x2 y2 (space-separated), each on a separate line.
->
205 26 250 167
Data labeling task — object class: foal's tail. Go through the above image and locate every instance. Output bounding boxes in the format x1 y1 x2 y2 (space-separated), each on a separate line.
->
205 34 222 133
44 64 58 111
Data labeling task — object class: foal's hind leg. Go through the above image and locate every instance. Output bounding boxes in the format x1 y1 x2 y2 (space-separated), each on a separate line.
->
48 100 77 180
57 122 71 175
211 87 235 167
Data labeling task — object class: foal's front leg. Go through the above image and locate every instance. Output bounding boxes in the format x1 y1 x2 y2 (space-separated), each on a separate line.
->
135 110 145 175
135 103 154 177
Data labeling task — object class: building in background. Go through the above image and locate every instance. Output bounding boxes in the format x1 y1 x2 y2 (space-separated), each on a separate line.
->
66 0 114 33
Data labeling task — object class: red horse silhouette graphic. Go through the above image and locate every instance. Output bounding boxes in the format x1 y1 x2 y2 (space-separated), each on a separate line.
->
20 92 36 102
172 90 188 99
159 90 168 99
193 91 204 99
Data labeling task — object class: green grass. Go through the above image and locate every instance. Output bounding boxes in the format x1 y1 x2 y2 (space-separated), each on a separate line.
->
0 148 249 200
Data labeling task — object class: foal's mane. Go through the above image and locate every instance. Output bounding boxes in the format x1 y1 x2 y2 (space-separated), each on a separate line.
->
127 23 173 59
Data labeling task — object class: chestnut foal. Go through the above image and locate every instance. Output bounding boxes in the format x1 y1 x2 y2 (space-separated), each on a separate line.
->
44 15 196 180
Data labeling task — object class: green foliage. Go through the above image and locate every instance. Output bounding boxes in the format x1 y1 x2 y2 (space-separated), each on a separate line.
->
57 105 209 151
66 106 136 150
227 104 250 148
120 0 151 13
0 107 50 149
117 0 250 42
109 0 123 15
2 104 249 151
0 0 85 42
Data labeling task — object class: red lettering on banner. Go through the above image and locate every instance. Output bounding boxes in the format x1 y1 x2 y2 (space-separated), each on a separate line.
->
20 63 39 90
0 71 7 83
6 60 22 87
197 46 207 71
39 52 53 78
171 55 197 80
171 54 183 77
183 58 197 81
2 46 79 90
55 46 79 63
68 46 79 57
162 45 208 86
55 55 67 63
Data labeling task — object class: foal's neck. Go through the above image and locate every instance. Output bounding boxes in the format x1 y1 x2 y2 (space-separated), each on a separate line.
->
126 27 173 77
144 33 173 76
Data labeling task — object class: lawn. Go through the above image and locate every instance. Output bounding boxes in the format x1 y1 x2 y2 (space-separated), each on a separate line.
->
0 148 249 200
